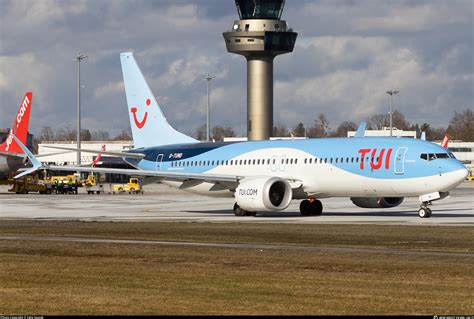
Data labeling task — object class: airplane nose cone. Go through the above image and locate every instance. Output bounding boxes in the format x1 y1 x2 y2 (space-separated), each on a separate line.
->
443 166 469 191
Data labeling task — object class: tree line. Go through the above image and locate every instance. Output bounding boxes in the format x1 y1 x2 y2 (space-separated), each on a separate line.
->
36 108 473 143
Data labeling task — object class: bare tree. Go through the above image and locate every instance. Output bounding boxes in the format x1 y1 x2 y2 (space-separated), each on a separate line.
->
447 109 474 141
38 126 55 142
193 124 207 141
91 130 110 141
292 122 306 137
81 129 92 141
331 121 358 137
55 125 76 141
212 126 236 141
308 113 330 137
367 110 410 131
273 123 289 137
113 129 132 141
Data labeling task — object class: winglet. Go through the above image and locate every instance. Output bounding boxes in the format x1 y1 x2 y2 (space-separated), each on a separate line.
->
354 122 366 138
12 134 43 179
420 132 426 141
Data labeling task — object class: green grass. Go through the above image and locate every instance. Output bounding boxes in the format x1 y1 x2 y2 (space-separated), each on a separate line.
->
0 220 473 315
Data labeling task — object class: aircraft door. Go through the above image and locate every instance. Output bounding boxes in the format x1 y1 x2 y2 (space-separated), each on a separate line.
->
270 155 278 171
155 154 164 171
394 147 407 175
279 155 287 171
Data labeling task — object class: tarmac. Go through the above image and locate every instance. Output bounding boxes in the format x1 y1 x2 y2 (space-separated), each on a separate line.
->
0 182 473 225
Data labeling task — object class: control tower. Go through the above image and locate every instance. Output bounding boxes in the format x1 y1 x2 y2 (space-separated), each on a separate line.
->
223 0 297 140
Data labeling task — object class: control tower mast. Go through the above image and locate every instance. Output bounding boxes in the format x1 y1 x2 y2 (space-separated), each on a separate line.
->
223 0 297 140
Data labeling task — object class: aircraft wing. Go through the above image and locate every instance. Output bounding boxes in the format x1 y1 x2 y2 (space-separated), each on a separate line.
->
43 164 240 187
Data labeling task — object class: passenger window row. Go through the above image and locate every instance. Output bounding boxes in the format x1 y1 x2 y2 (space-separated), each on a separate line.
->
170 155 383 167
170 158 298 167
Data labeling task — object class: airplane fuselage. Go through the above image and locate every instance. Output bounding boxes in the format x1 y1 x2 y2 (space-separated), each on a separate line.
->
124 137 468 199
0 154 25 180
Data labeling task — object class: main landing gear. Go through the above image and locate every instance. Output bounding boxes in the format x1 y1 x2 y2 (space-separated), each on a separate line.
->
418 203 432 218
299 198 323 216
233 203 257 217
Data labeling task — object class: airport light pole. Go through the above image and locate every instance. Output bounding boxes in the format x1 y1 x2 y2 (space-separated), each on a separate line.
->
204 74 215 142
76 53 87 165
386 90 399 137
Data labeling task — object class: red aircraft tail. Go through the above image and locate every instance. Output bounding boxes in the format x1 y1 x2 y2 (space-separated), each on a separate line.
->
91 144 106 166
0 92 33 154
441 134 449 149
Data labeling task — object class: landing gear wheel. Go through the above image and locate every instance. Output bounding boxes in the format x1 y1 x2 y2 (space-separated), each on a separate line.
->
300 199 324 216
300 200 312 216
418 207 432 218
233 203 247 217
312 200 323 216
426 207 432 217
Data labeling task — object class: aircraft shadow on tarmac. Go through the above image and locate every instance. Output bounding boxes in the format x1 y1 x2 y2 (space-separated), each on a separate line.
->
187 209 473 218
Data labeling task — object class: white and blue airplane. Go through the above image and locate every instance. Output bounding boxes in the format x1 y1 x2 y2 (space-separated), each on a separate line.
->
18 52 468 218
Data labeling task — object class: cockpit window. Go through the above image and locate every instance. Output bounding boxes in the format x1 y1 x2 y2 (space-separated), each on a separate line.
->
420 152 451 161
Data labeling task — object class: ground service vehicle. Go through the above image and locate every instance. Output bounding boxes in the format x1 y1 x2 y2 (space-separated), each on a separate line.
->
112 178 143 194
9 177 53 194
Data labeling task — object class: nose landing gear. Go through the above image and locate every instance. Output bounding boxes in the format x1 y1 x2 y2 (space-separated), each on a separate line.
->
418 204 432 218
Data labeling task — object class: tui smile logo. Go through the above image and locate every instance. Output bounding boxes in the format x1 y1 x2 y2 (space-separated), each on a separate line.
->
131 98 151 129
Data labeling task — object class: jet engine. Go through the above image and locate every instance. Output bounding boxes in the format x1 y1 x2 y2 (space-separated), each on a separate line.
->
235 176 292 211
350 197 404 209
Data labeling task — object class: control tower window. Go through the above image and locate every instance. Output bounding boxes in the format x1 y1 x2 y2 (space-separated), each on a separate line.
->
235 0 285 20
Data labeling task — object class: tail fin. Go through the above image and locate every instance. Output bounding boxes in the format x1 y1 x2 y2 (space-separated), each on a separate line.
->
354 122 366 138
91 144 105 166
0 92 33 153
441 134 449 148
120 52 198 148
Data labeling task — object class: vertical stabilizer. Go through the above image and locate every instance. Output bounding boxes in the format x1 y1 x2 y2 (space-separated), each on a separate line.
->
354 122 366 138
120 52 198 148
441 134 449 148
0 92 32 153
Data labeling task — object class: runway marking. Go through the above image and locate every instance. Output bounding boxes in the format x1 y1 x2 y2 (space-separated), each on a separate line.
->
1 235 472 258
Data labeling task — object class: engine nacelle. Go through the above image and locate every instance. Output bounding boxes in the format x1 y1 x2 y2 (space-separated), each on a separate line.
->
235 176 292 212
350 197 404 209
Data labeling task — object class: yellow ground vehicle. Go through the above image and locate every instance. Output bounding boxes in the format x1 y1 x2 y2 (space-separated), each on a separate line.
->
47 173 82 185
83 174 97 186
8 177 53 194
112 178 143 194
83 174 104 194
466 172 474 181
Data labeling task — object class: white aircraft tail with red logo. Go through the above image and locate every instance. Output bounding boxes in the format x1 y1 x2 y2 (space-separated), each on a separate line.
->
0 92 33 154
441 134 449 149
120 52 198 149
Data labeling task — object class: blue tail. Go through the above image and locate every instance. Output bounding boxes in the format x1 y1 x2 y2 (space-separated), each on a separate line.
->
120 52 198 148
